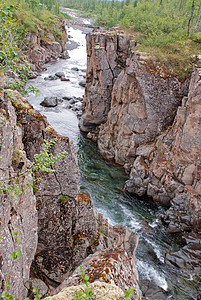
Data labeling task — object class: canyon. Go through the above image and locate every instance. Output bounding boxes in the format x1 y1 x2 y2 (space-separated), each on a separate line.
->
0 19 142 300
80 29 201 233
0 15 200 300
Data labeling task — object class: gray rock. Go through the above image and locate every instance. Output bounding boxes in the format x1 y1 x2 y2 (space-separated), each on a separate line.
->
62 96 72 100
40 97 58 107
60 76 70 81
71 67 79 71
55 72 65 78
0 90 38 299
30 278 48 297
61 50 70 59
28 71 38 79
44 75 58 80
69 98 79 104
79 80 86 87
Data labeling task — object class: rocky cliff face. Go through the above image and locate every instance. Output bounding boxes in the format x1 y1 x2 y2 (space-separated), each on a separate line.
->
0 88 141 298
79 31 131 132
0 90 38 299
98 53 188 165
25 19 69 72
80 29 200 231
125 66 201 209
12 93 83 283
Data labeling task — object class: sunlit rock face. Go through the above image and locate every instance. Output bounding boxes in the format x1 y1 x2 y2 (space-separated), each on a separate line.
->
45 281 131 300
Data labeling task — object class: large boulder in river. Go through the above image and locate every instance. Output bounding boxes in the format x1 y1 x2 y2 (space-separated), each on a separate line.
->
40 96 58 107
55 71 65 78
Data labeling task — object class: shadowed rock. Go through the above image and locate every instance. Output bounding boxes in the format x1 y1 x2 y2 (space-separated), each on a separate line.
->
55 72 65 78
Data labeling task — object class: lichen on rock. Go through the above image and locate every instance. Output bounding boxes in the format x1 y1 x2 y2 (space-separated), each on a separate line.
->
45 281 126 300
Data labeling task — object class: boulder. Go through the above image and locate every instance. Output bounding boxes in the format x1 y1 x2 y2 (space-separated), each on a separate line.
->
61 50 70 59
28 71 38 79
79 80 86 87
55 72 65 78
60 76 70 81
44 75 58 80
40 97 58 107
71 67 79 71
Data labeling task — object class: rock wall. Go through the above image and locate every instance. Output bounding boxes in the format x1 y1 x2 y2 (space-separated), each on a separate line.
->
25 19 69 73
80 29 200 230
98 53 188 164
0 90 38 299
130 66 201 231
79 30 131 132
11 91 94 284
0 89 141 298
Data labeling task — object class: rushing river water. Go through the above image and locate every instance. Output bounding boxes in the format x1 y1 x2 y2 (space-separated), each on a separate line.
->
27 14 200 300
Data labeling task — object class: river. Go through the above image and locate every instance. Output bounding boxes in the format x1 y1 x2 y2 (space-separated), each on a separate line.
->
27 12 200 300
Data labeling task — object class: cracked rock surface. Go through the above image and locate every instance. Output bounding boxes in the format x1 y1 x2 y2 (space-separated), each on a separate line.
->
0 90 38 299
79 30 131 131
48 248 141 300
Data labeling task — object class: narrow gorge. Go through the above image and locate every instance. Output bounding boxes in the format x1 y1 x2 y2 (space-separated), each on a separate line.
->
80 28 201 298
0 12 200 300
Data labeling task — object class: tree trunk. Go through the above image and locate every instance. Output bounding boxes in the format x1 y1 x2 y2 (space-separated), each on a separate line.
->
187 0 195 36
195 2 201 27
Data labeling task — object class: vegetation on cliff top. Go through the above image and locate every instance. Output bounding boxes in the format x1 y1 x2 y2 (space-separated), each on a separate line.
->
61 0 201 79
0 0 70 93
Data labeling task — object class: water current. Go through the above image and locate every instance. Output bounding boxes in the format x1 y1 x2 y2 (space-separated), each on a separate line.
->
27 12 199 300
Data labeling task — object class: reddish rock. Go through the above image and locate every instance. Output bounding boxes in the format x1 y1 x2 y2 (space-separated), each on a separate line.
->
79 30 131 132
52 248 141 300
25 20 68 71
